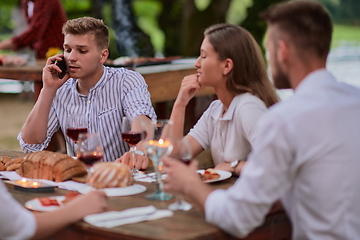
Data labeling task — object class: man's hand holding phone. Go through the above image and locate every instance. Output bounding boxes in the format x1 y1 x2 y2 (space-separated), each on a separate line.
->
55 56 68 79
42 55 69 92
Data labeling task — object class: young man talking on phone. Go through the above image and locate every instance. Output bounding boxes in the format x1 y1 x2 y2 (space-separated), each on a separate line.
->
18 17 156 168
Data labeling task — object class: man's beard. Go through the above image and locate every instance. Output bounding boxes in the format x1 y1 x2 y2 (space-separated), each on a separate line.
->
272 59 292 89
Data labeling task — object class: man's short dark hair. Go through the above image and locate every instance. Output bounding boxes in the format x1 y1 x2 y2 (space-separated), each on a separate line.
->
261 0 333 59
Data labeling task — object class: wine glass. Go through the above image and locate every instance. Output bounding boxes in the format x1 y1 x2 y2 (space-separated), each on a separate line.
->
121 116 146 175
76 133 104 187
145 119 174 201
167 138 193 211
66 114 88 144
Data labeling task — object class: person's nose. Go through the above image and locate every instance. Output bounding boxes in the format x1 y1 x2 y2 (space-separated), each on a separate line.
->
194 56 201 68
67 51 77 62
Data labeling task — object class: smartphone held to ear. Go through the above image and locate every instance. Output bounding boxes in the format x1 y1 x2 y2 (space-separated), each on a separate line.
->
56 56 68 79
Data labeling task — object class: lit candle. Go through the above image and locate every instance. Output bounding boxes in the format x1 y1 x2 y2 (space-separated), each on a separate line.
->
147 139 171 147
15 179 41 187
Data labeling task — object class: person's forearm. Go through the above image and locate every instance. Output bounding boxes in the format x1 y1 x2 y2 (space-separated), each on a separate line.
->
169 101 187 140
0 39 15 50
21 88 57 144
32 205 82 239
184 179 213 211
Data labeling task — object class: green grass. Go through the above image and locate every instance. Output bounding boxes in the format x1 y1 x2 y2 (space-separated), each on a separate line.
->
332 24 360 48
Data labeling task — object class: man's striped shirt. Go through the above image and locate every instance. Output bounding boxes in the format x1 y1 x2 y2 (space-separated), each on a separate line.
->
18 66 156 162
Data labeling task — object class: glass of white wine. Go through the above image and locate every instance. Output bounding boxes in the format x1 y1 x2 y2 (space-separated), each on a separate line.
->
145 120 173 201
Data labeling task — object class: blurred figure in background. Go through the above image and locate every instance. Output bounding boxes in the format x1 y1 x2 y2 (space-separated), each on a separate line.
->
0 0 67 60
0 0 68 152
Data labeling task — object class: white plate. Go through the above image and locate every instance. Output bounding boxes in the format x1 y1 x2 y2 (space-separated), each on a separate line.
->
78 184 147 197
25 196 65 212
197 169 232 183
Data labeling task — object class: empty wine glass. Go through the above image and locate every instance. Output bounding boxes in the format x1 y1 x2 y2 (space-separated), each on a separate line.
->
76 133 104 187
167 138 193 211
66 114 88 144
121 116 146 175
145 120 173 201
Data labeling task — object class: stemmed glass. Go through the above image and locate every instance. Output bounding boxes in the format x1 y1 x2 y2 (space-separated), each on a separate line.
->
76 133 104 187
66 114 88 144
121 116 146 175
167 138 193 211
145 120 174 201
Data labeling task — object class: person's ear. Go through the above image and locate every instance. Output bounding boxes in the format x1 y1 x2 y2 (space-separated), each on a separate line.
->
100 49 109 63
223 58 233 76
277 40 289 64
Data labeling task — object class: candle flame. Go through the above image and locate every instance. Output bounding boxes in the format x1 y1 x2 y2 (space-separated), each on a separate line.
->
21 178 27 183
159 139 164 144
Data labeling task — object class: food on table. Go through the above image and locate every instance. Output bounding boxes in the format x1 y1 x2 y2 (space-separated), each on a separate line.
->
16 151 87 182
199 168 221 181
0 156 12 171
0 54 27 66
62 191 80 204
39 197 60 207
39 191 80 207
111 56 148 66
87 162 134 188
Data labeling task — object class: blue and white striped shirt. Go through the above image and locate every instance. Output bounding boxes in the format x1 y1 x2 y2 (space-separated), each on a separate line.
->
18 66 156 162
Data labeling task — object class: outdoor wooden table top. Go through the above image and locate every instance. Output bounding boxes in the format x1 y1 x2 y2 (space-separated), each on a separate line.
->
0 62 215 103
1 150 291 240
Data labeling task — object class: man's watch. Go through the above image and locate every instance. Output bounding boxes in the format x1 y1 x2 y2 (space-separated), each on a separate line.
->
230 160 241 173
135 150 145 156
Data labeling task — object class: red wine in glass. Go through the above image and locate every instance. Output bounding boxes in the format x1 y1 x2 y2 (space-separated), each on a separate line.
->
122 131 143 146
66 128 88 143
78 154 102 166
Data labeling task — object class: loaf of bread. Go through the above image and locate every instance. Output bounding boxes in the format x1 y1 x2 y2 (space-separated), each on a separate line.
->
17 151 87 182
87 162 134 188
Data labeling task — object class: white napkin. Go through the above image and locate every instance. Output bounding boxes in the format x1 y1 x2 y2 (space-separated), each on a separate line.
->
134 172 168 183
134 172 156 183
57 180 88 191
0 171 23 181
84 205 173 228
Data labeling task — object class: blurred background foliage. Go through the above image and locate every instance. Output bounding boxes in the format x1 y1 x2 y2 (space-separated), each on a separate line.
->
1 0 360 59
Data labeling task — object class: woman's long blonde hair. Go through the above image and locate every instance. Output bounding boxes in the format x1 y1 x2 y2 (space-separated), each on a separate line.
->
204 23 279 107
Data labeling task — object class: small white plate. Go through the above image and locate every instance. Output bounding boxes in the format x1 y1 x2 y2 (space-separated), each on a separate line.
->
78 184 147 197
197 169 232 183
25 196 65 212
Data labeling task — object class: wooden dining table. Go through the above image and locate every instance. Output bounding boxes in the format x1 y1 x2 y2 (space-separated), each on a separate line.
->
1 150 292 240
0 60 215 103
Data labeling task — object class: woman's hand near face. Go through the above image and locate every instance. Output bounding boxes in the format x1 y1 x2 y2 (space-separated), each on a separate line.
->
175 74 201 107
